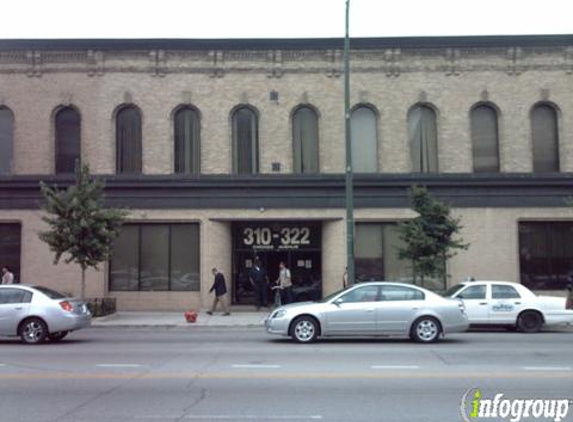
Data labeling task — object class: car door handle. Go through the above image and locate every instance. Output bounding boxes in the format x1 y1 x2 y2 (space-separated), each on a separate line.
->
514 302 521 305
366 309 375 312
479 302 488 305
411 307 419 310
14 306 23 310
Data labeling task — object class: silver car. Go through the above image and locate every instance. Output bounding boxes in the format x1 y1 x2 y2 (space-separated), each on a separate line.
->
0 285 91 344
266 282 469 343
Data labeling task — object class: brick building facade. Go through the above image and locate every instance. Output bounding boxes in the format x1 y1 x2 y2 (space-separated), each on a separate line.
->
0 35 572 310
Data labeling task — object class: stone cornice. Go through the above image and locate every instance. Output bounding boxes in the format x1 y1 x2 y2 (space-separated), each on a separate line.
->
0 36 571 77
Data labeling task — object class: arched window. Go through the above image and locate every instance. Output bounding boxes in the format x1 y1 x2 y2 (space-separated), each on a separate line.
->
55 107 81 174
116 105 142 174
0 107 14 175
471 104 500 173
174 106 200 174
531 104 559 173
351 106 378 173
292 106 319 173
232 107 258 174
408 105 438 173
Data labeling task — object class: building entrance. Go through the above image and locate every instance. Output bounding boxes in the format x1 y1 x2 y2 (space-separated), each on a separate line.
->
232 221 322 305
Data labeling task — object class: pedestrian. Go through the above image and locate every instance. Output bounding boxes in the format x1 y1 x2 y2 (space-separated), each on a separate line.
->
275 261 293 305
1 266 14 284
207 268 230 316
250 257 269 311
342 267 348 289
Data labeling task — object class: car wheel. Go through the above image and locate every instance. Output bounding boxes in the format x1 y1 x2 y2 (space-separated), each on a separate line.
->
517 311 543 333
411 317 441 343
48 331 69 342
290 316 319 343
19 318 48 345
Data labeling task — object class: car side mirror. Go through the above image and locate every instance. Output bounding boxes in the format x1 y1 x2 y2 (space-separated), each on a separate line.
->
333 298 344 307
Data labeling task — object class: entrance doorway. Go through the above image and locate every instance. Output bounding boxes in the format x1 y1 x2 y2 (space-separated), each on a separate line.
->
232 221 322 305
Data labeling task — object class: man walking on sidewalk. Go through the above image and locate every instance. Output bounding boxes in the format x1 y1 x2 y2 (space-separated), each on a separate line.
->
207 268 230 316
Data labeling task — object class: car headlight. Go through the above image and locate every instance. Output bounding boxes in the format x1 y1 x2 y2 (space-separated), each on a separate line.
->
271 309 287 319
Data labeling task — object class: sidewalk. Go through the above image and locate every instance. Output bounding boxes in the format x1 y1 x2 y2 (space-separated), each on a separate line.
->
92 310 269 328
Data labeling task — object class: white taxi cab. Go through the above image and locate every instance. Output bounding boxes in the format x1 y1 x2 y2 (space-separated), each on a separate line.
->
443 280 573 332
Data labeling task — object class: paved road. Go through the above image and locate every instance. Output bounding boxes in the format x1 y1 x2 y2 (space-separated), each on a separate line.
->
0 328 572 422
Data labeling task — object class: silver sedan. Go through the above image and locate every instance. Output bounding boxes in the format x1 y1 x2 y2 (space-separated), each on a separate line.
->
0 285 91 344
266 282 469 343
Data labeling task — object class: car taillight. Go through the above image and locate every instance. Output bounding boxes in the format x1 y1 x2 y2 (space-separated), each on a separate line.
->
59 301 74 312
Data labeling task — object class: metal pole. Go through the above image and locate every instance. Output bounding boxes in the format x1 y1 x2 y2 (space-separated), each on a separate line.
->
344 0 355 286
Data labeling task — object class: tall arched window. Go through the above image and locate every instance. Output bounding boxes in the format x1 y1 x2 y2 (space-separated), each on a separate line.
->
292 106 319 173
0 107 14 175
351 106 378 173
55 106 81 174
471 104 500 173
232 107 258 174
116 105 142 174
531 104 559 173
408 105 438 173
174 106 200 174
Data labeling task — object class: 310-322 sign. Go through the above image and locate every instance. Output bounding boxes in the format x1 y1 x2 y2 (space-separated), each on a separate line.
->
242 226 311 247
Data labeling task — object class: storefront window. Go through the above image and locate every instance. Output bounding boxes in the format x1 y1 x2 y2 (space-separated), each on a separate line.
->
109 224 200 291
0 223 21 283
519 222 573 290
355 223 413 284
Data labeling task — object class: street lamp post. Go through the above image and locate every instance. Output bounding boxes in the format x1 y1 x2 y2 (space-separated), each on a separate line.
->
344 0 355 286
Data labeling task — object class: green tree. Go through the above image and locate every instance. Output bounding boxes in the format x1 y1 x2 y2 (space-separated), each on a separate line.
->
397 186 469 287
39 164 127 300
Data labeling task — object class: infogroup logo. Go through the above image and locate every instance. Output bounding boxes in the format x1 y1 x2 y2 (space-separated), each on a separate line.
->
460 388 571 422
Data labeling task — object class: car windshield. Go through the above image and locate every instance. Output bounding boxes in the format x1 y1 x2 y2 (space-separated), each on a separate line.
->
442 284 465 298
33 286 67 299
317 287 352 303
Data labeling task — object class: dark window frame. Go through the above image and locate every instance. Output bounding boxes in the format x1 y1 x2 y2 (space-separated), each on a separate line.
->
531 103 560 173
232 106 259 175
55 106 81 174
470 103 500 173
109 223 200 292
115 105 143 174
173 105 201 174
292 105 320 174
0 106 14 175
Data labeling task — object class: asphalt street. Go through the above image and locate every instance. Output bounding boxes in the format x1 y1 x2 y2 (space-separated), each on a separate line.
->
0 327 571 422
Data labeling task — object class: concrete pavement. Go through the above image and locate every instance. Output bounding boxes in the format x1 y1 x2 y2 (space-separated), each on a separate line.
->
92 310 270 328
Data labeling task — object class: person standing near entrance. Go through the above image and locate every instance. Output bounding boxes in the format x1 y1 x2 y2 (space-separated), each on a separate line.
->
1 266 14 284
250 257 269 311
276 261 293 304
207 268 230 316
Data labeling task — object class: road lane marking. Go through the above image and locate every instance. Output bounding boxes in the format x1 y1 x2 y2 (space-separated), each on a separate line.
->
232 364 282 369
139 416 322 420
522 366 572 371
0 371 571 380
372 365 420 369
95 364 144 368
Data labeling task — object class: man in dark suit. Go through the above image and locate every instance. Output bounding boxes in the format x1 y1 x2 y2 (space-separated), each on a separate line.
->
250 258 269 311
207 268 230 316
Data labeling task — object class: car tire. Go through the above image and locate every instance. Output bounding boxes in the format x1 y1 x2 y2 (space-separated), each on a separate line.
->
517 311 543 333
19 317 48 345
48 331 69 342
410 316 441 343
290 316 319 343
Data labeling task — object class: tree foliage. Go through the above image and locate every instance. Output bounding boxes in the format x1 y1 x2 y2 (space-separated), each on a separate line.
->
39 164 127 299
397 186 469 282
